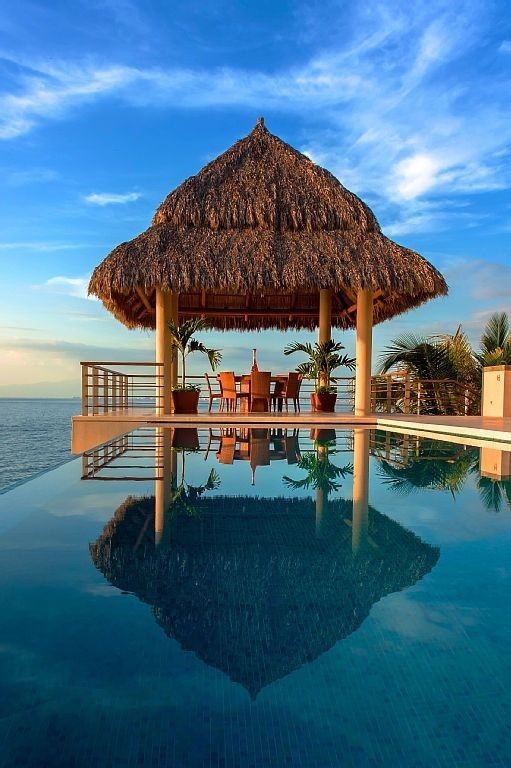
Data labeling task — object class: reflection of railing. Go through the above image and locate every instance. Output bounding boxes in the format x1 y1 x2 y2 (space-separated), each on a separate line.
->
82 427 478 483
81 428 356 481
371 371 480 416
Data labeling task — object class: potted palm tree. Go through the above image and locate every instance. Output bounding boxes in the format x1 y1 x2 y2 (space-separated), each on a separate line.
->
168 318 222 414
284 340 355 412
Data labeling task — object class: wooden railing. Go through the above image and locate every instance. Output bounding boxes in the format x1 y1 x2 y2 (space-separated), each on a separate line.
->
370 371 480 416
80 361 357 415
81 362 163 415
80 362 481 416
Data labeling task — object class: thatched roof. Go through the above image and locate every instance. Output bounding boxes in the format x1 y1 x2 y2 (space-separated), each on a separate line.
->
89 118 447 332
90 494 439 697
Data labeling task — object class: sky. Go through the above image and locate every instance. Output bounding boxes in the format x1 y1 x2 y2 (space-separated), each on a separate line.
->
0 0 510 396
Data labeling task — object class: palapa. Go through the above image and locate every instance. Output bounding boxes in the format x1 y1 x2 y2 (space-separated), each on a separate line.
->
89 117 447 331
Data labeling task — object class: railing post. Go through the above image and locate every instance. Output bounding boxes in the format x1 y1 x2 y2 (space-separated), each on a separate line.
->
404 375 411 414
103 371 109 413
123 376 128 410
92 367 99 414
386 375 392 413
81 365 89 415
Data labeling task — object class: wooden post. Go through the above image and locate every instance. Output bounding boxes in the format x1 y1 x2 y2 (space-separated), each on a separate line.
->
404 375 411 414
170 292 179 401
354 288 373 416
318 289 332 344
103 371 108 413
81 365 89 415
112 374 118 411
156 289 176 415
92 368 99 414
386 375 392 413
123 376 128 410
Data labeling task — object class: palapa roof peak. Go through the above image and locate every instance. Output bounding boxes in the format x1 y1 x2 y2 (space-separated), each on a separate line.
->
151 115 378 234
89 118 447 331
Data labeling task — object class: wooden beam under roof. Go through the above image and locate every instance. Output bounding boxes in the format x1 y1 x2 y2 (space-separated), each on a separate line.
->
135 287 154 315
179 308 338 319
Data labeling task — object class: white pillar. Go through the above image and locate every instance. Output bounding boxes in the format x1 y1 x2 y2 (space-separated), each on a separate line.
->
354 288 373 416
482 365 511 418
318 289 332 344
156 289 177 415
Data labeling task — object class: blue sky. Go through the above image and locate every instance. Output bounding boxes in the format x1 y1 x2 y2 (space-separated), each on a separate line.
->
0 0 510 395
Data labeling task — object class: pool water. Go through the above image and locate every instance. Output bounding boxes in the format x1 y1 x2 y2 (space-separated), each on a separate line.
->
0 427 510 767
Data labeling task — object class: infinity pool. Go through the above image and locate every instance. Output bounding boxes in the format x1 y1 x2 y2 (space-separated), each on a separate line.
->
0 427 510 767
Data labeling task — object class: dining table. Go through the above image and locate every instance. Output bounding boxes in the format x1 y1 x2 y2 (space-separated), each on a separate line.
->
218 373 289 412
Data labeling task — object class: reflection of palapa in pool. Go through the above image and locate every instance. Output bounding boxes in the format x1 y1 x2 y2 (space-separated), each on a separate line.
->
90 495 439 698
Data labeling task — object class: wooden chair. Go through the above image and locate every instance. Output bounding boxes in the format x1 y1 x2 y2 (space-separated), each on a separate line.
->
271 378 286 412
273 373 302 412
250 371 271 412
218 372 236 411
204 373 222 412
218 372 249 412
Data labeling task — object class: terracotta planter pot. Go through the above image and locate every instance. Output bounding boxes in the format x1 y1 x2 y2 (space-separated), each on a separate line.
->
311 392 337 412
172 428 200 451
172 389 200 414
310 428 337 444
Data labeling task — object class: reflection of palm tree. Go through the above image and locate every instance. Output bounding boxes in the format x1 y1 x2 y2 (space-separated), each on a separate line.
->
377 448 476 498
475 474 511 513
170 466 221 517
375 434 511 513
283 440 352 494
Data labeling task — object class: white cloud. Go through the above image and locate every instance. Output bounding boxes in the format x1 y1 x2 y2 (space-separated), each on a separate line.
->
5 167 59 185
0 0 508 234
393 153 442 200
84 191 141 205
35 275 93 300
0 242 87 252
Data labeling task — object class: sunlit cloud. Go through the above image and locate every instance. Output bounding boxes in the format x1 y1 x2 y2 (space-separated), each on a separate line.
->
4 167 59 186
0 242 87 252
34 275 94 300
0 0 507 242
84 191 141 205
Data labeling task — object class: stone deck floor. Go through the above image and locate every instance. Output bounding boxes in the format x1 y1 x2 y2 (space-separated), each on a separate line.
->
71 410 511 453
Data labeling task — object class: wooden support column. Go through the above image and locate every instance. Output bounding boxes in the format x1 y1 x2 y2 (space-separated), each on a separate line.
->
352 428 370 553
318 289 332 344
156 289 176 416
354 288 373 416
170 292 179 401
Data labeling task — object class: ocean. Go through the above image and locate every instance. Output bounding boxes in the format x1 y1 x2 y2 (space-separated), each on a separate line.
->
0 398 80 492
